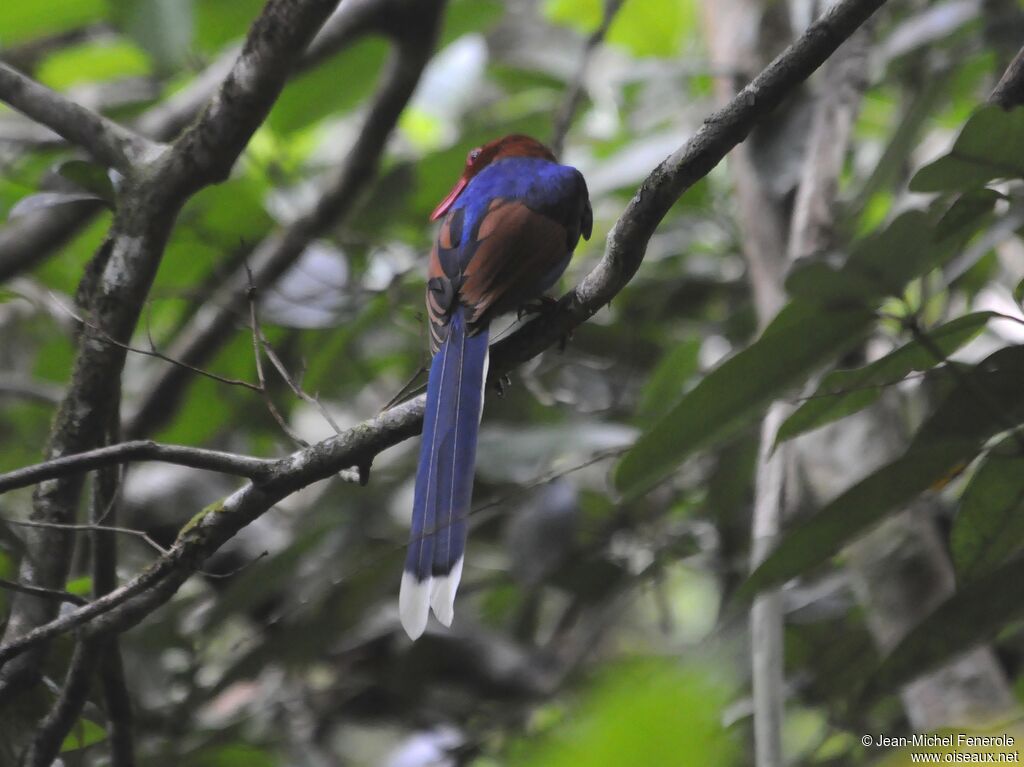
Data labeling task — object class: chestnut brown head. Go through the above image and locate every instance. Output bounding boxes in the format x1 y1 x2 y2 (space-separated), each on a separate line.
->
430 135 557 221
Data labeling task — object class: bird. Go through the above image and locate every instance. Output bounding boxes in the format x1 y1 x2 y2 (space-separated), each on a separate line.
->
400 134 592 640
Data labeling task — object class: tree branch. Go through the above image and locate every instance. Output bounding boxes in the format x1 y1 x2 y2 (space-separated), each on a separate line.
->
24 640 100 767
0 0 394 283
90 436 136 767
0 0 890 669
158 0 345 194
990 45 1024 109
0 62 161 174
490 0 889 372
0 440 275 494
0 578 87 606
549 0 625 157
0 0 345 698
126 0 446 438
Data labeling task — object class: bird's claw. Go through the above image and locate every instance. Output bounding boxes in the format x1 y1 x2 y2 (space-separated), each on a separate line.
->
493 374 512 397
517 295 560 321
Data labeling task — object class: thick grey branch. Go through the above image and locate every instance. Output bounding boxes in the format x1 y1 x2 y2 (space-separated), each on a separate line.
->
0 0 890 667
0 0 343 697
0 0 391 283
0 62 160 174
160 0 349 194
133 0 391 143
127 0 446 438
0 440 275 494
990 45 1024 109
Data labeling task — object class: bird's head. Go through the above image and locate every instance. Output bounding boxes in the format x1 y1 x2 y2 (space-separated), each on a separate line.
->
430 134 557 221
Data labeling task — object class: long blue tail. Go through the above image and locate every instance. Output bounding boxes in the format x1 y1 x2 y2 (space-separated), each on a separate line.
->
400 309 489 639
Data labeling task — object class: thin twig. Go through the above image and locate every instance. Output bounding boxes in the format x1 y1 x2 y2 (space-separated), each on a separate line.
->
379 365 429 412
245 262 347 438
126 0 448 439
0 440 275 494
246 268 310 448
549 0 626 156
49 292 262 393
0 0 890 671
0 0 351 701
259 333 345 435
0 0 398 284
0 578 87 606
1 516 169 556
225 446 628 655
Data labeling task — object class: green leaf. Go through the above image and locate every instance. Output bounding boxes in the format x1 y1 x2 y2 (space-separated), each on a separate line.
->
543 0 695 58
606 0 694 58
744 345 1024 597
442 0 504 45
56 160 117 205
910 106 1024 192
189 743 277 767
266 39 388 135
614 301 872 497
934 188 1002 241
776 312 994 445
60 718 106 753
543 0 602 33
788 211 954 308
64 576 93 596
909 345 1024 449
784 261 879 307
951 436 1024 579
36 212 112 297
740 442 972 599
110 0 194 72
0 0 107 45
636 338 701 422
866 554 1024 699
194 0 264 51
510 658 739 767
36 39 150 90
843 210 950 298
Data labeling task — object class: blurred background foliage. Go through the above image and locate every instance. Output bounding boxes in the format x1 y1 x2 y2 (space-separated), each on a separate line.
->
1 0 1024 765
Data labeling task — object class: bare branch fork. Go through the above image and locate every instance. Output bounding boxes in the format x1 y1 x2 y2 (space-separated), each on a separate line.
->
0 0 406 283
0 0 347 698
126 0 448 439
0 0 890 669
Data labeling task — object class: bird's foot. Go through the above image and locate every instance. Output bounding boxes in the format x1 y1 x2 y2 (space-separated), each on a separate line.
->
518 296 573 352
493 374 512 397
517 295 560 321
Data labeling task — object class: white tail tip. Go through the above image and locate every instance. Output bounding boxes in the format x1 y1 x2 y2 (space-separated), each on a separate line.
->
399 571 431 640
429 557 464 628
